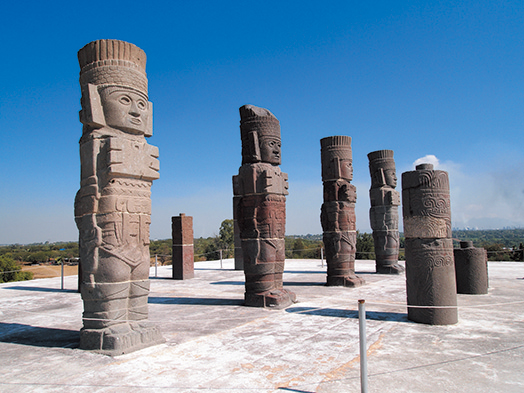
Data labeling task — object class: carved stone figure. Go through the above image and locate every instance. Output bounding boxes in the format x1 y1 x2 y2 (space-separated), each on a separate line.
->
368 150 403 274
320 136 364 287
172 214 194 279
75 40 163 354
454 241 488 294
402 163 457 325
233 105 296 307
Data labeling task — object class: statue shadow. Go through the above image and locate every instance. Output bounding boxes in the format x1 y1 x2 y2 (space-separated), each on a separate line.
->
210 281 244 285
285 306 409 322
4 286 78 293
148 296 244 306
0 322 79 348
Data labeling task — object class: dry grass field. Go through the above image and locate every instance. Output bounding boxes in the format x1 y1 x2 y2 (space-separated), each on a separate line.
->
21 264 78 279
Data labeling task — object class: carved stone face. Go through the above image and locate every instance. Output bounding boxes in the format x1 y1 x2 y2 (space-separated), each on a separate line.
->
99 87 149 134
259 137 281 165
339 158 353 181
384 169 397 188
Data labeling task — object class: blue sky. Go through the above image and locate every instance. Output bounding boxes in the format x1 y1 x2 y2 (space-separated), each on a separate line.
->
1 1 523 244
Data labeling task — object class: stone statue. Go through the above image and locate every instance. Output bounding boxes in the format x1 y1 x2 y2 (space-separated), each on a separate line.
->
367 150 403 274
233 105 296 307
320 136 364 287
454 241 488 294
402 163 457 325
172 213 194 280
75 39 163 354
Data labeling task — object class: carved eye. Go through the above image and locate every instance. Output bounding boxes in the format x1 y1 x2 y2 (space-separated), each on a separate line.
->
119 95 131 105
137 100 147 110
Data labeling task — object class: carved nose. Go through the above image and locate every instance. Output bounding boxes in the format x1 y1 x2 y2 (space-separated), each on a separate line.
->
129 102 140 117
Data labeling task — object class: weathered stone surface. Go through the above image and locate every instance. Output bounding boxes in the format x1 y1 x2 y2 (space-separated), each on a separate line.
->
172 214 194 280
368 150 403 274
75 39 163 355
454 241 489 294
320 136 364 287
233 105 296 308
402 163 457 325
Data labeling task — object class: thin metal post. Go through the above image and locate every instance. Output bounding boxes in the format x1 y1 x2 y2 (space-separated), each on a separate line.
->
220 249 223 269
61 260 64 290
155 254 158 278
321 247 324 268
358 299 368 393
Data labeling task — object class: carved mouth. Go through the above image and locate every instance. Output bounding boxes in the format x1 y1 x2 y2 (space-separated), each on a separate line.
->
130 118 142 125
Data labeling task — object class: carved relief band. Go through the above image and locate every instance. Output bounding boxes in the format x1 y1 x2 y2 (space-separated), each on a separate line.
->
233 105 296 307
368 150 403 274
320 136 364 287
454 241 488 294
75 40 163 354
402 163 457 325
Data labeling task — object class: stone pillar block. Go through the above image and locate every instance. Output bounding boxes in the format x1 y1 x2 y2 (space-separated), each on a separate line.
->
172 214 194 280
402 163 457 325
454 241 488 294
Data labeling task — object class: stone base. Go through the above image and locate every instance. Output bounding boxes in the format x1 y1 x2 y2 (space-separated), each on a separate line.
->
244 289 296 309
79 321 165 356
376 263 405 275
326 275 365 287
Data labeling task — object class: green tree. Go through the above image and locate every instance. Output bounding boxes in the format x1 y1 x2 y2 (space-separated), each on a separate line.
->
0 254 33 283
218 219 234 257
356 232 375 260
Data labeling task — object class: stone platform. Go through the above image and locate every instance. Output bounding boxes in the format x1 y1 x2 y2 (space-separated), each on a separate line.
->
1 259 523 392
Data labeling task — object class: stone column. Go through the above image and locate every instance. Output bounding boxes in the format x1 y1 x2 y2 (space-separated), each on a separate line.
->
454 241 488 294
402 163 457 325
75 39 164 354
233 196 244 270
320 136 364 287
368 150 403 274
233 105 296 308
172 213 194 279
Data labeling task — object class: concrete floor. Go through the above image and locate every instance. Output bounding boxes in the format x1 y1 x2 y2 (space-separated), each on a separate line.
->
1 259 523 392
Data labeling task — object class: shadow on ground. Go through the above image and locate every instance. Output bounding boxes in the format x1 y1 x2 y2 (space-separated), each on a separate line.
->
286 306 409 322
149 297 244 306
0 322 79 348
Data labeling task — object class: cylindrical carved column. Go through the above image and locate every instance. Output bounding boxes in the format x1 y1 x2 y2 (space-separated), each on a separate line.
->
233 105 296 308
454 241 488 294
402 163 457 325
368 150 403 274
320 136 364 287
75 39 163 354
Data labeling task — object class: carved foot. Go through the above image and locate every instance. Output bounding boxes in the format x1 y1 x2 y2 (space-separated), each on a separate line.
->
244 289 297 308
376 264 405 274
326 275 365 287
79 321 164 356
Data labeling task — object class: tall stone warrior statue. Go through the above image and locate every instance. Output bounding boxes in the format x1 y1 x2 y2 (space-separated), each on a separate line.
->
233 105 296 307
320 136 364 287
368 150 403 274
402 163 457 325
75 39 163 354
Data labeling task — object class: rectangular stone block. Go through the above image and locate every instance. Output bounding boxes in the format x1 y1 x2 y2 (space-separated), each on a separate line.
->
172 214 194 280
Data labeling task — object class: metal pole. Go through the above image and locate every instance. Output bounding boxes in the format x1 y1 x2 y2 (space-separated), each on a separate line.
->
61 260 64 290
358 299 368 393
155 254 158 278
321 247 324 268
220 249 223 269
